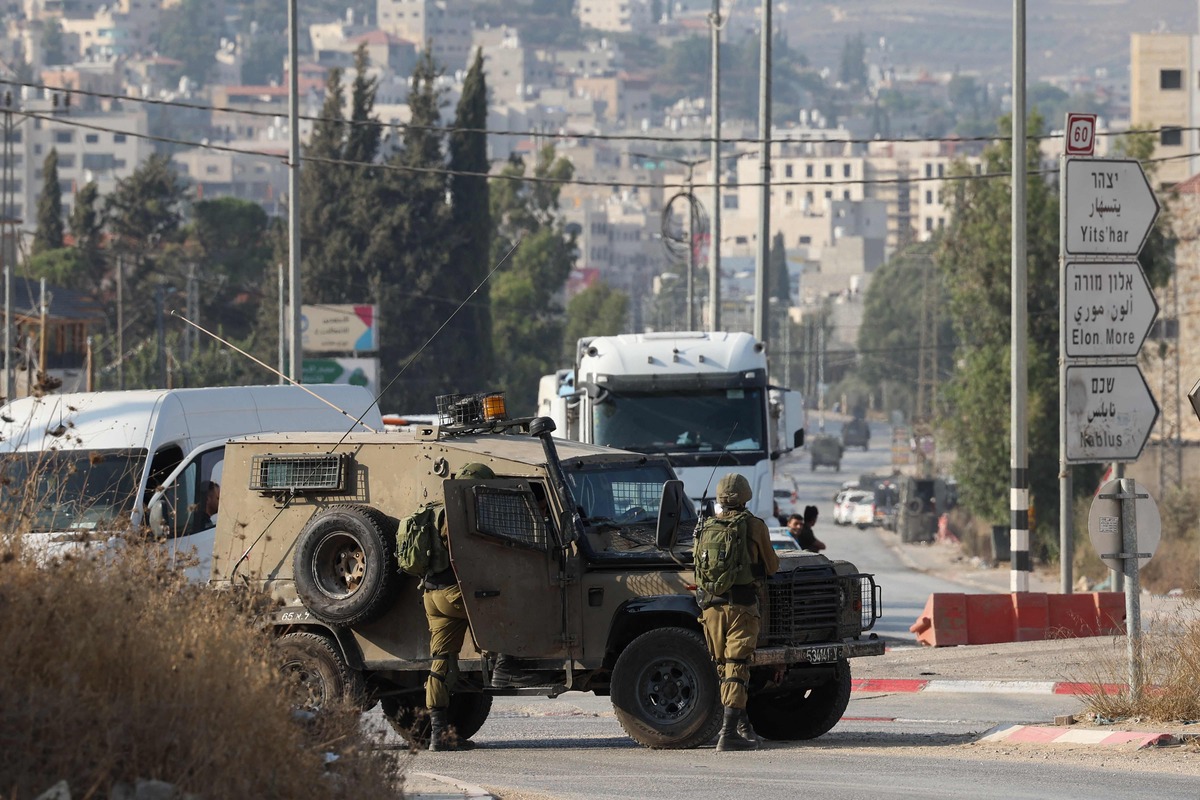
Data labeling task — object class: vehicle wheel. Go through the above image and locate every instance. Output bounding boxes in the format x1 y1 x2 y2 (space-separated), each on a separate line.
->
747 659 851 741
293 505 399 627
610 627 721 749
275 631 367 712
856 523 869 530
380 692 493 749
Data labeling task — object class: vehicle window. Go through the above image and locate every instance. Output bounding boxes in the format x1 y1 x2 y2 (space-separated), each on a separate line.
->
0 449 145 532
564 463 696 528
474 486 549 551
593 388 766 454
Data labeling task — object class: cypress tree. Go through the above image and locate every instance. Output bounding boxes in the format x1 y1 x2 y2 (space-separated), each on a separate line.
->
445 48 494 388
33 149 64 255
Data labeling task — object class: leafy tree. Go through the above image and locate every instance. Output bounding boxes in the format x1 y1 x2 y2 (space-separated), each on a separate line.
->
155 0 223 85
838 33 867 88
190 197 272 338
41 19 67 66
445 48 495 388
490 146 577 412
32 149 64 256
857 240 954 421
563 282 628 358
69 181 104 285
768 231 790 303
936 111 1098 555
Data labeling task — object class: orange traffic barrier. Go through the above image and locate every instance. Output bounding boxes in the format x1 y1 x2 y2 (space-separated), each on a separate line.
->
912 592 1126 647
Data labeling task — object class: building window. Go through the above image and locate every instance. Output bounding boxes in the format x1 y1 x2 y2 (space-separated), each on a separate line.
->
85 134 99 144
205 165 219 174
785 190 794 205
805 164 813 178
57 154 75 168
842 164 851 178
785 164 793 178
113 134 126 143
925 218 934 232
799 235 811 244
824 164 832 178
1160 69 1183 90
805 190 814 205
925 190 933 204
937 163 945 177
824 190 832 199
55 131 73 144
925 163 933 178
723 195 738 209
842 190 850 200
1161 127 1183 146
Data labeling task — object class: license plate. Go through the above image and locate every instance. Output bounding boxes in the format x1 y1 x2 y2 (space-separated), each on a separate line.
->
804 646 839 664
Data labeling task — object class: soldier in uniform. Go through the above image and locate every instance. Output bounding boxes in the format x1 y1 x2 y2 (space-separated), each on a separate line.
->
422 461 494 751
700 472 780 751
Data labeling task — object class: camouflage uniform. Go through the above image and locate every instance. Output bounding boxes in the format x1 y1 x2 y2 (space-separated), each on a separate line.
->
699 473 779 751
423 462 494 750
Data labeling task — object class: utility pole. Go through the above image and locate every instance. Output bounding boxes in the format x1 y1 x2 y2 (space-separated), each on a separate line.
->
686 169 695 330
277 261 286 384
1158 272 1182 492
116 255 124 390
2 93 15 401
38 278 47 382
287 0 303 384
753 0 772 345
708 0 722 332
156 283 167 388
1010 0 1031 593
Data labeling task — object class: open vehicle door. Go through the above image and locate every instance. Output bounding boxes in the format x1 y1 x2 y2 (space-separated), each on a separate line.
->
443 478 578 658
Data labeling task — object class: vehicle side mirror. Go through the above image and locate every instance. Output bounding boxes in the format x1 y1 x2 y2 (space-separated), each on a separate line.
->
148 496 169 538
793 429 804 448
656 479 686 550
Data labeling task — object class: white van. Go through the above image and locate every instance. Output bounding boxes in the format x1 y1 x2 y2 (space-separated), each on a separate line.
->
0 384 384 578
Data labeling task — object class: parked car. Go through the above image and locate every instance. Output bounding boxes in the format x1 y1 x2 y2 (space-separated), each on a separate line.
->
768 528 802 552
833 489 873 526
847 494 876 529
841 418 870 450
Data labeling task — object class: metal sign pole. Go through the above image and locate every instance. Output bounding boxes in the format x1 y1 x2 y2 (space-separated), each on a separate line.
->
1118 477 1143 703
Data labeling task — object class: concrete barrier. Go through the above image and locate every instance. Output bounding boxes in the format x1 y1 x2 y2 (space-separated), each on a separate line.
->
910 592 1126 647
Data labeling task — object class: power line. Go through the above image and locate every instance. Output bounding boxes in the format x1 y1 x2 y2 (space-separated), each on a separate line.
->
20 108 1199 194
0 77 1173 149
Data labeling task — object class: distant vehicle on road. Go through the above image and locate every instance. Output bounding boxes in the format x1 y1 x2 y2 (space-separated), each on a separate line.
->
834 489 874 527
841 418 870 450
809 434 843 471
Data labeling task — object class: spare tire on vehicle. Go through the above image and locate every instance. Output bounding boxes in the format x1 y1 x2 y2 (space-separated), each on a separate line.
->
293 504 400 627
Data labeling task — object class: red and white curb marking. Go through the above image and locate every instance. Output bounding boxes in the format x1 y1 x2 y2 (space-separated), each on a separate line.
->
852 678 1125 695
979 724 1182 749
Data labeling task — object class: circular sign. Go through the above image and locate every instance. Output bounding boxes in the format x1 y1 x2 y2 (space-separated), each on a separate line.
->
1087 479 1160 571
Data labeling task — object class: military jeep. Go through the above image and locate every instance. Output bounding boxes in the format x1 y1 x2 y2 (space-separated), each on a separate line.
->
206 395 883 749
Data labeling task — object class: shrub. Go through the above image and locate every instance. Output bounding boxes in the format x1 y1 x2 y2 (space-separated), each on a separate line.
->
0 543 399 798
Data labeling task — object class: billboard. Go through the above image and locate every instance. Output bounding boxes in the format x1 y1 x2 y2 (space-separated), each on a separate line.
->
301 304 378 353
303 357 379 397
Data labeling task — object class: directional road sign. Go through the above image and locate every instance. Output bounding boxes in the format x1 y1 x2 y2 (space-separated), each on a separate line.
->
1064 261 1158 358
1063 158 1159 257
1088 479 1160 571
1065 364 1159 463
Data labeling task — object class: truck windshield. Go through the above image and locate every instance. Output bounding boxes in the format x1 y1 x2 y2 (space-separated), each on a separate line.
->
0 450 145 532
593 388 766 455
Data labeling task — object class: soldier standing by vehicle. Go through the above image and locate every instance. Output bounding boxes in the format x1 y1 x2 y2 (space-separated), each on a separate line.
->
696 473 779 751
422 462 494 751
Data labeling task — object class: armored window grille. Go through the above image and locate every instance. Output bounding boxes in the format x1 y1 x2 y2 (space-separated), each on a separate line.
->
474 487 546 550
249 453 346 492
611 481 661 517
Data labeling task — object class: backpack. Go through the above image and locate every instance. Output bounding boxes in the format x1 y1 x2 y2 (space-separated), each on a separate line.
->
693 510 754 600
396 502 450 577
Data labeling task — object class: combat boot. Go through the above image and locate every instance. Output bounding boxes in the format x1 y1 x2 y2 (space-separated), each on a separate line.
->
428 708 475 751
716 706 757 751
736 708 760 745
492 654 542 688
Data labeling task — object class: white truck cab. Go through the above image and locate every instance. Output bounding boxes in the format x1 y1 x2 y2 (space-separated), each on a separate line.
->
538 331 805 519
0 384 384 577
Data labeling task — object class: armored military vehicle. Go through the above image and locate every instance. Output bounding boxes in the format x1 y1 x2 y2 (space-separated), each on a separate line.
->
206 392 883 749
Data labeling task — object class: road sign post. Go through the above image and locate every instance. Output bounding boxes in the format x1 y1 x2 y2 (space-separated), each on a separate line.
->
1059 144 1160 596
1088 478 1158 702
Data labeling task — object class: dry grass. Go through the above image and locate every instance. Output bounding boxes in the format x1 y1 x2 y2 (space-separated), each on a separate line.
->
1074 605 1200 724
0 542 400 799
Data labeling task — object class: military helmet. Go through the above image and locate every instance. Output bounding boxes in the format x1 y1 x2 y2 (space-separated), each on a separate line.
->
716 473 752 507
458 462 496 480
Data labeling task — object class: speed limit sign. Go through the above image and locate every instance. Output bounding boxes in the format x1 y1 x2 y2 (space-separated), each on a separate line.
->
1065 112 1097 156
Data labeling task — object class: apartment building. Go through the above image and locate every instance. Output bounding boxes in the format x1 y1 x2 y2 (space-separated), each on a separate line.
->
172 146 287 211
376 0 473 71
1130 32 1199 188
3 98 151 235
577 0 653 33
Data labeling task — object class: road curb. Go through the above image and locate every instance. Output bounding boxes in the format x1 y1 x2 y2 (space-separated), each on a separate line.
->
851 678 1123 695
978 723 1189 749
406 771 498 799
